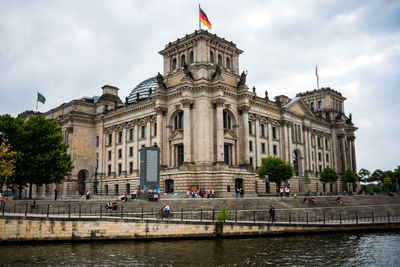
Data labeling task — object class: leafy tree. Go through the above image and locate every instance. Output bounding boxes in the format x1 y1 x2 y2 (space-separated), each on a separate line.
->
20 116 73 198
216 206 231 223
320 167 339 186
0 114 73 198
394 165 400 192
0 141 16 189
342 167 357 192
370 169 384 184
358 168 370 187
258 156 293 188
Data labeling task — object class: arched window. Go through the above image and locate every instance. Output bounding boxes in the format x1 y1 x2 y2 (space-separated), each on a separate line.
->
226 57 230 69
189 51 194 64
318 100 323 109
223 110 232 129
293 150 300 176
310 102 314 111
218 54 222 65
180 54 186 67
174 111 184 130
210 51 214 64
172 58 177 70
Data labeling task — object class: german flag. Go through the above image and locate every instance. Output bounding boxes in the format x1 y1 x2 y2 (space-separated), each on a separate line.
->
200 8 211 30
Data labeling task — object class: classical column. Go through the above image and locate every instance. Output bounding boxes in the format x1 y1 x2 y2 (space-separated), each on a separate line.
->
213 98 225 163
350 136 357 172
239 105 251 165
155 107 167 165
146 117 151 147
338 134 347 172
267 121 272 156
255 115 261 167
181 99 193 163
304 126 309 173
322 135 326 169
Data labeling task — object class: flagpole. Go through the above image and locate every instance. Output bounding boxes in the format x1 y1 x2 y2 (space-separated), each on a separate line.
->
199 4 201 30
36 91 38 112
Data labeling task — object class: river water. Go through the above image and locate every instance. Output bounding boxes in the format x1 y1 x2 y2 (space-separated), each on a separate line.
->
0 232 399 266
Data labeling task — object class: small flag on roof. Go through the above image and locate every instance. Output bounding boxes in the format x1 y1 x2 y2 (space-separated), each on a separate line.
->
37 92 46 104
200 7 212 30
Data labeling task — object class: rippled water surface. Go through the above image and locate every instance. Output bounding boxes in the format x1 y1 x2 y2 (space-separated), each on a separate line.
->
0 232 399 266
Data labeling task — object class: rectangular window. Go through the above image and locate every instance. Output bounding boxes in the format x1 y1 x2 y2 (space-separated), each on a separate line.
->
260 124 265 137
273 145 277 155
261 143 265 154
249 141 253 152
325 139 329 149
96 136 99 147
129 128 134 141
177 145 184 166
108 151 111 161
129 147 133 157
319 165 322 174
141 125 146 138
108 134 112 145
326 154 329 162
317 137 321 149
154 123 157 136
250 157 253 167
129 162 133 174
118 163 122 175
248 121 252 134
318 152 322 161
118 149 122 159
105 185 108 195
115 184 119 195
272 127 277 139
108 165 111 176
118 131 122 143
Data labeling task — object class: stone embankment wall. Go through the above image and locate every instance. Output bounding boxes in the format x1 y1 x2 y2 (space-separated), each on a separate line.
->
1 216 399 242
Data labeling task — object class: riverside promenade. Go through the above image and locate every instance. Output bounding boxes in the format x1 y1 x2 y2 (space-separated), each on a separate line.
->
1 195 399 242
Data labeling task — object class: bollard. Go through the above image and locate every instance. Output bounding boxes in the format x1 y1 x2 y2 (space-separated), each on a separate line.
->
339 213 342 225
25 203 28 217
372 212 374 224
235 210 237 222
254 211 256 223
356 212 358 224
212 210 215 222
141 207 143 219
121 206 123 219
388 211 390 223
201 209 203 222
306 212 308 224
79 205 81 218
323 211 325 225
47 204 50 218
289 212 291 224
68 205 71 218
100 205 102 218
181 209 183 221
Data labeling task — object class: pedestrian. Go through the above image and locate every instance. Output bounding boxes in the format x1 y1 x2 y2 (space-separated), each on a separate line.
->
280 187 284 198
276 188 279 197
285 186 290 197
54 188 58 201
0 193 4 209
206 188 210 199
211 188 215 198
268 205 276 222
236 187 240 198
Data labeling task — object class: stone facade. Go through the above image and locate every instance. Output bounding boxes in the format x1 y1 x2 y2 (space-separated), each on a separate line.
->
23 30 357 198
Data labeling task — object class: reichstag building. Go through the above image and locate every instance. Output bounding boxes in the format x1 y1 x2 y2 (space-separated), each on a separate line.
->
22 30 358 198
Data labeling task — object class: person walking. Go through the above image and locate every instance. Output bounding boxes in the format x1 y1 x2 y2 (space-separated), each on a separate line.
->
0 193 4 209
54 188 58 201
235 187 240 198
268 205 276 222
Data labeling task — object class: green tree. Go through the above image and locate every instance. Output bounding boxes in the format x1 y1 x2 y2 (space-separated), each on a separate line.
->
342 167 357 192
258 156 294 189
0 141 16 190
20 116 73 198
370 169 384 184
383 176 392 192
0 114 73 198
394 165 400 192
320 167 339 190
358 168 371 187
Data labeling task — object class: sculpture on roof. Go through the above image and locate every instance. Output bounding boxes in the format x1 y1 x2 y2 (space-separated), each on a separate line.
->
237 71 247 88
252 86 256 94
265 90 269 100
211 64 221 81
183 63 194 80
156 72 166 89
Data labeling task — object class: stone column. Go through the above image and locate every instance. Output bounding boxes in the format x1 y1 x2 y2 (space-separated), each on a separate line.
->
146 117 151 147
239 105 251 165
304 126 309 172
322 135 326 169
181 99 193 163
350 136 357 172
155 107 167 165
255 115 261 167
267 121 272 156
213 98 225 163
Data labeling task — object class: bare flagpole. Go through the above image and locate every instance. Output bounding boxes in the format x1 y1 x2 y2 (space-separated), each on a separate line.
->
316 65 320 90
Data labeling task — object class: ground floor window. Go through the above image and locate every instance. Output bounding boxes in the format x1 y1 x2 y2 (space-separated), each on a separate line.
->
165 179 174 193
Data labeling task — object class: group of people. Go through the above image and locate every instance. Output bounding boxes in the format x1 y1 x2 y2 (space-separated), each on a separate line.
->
303 198 316 206
119 194 129 201
235 187 244 198
186 188 215 198
276 186 290 197
105 201 118 210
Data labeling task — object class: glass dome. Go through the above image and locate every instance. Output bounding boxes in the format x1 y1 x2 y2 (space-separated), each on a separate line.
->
127 76 157 103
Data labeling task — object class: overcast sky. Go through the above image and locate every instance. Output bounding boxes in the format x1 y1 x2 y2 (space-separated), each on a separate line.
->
0 0 399 173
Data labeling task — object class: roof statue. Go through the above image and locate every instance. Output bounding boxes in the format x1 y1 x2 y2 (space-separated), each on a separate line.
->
211 64 221 81
237 70 247 88
156 72 166 89
183 63 194 80
265 90 269 100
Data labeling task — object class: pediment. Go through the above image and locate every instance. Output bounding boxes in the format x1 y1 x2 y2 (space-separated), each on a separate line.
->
224 130 238 140
168 130 184 141
284 98 315 117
